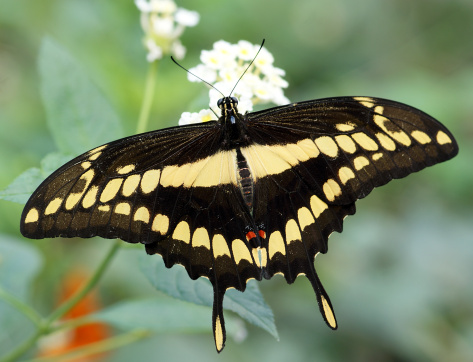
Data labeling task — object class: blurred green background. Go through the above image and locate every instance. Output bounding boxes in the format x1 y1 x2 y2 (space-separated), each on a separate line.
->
1 0 472 361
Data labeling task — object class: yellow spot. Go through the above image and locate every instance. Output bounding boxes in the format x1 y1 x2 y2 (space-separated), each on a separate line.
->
82 186 99 209
88 152 102 161
296 139 320 158
214 315 224 352
232 239 253 264
285 219 301 244
212 234 230 258
81 161 91 169
315 136 339 158
192 227 210 249
298 207 315 231
374 114 411 146
115 202 131 215
336 123 356 132
45 198 62 215
98 205 110 212
353 156 370 170
374 105 384 114
268 231 286 258
116 164 136 174
352 132 378 151
24 208 39 223
338 166 355 185
134 206 150 223
310 195 328 217
323 179 342 202
89 145 107 154
141 169 161 194
242 145 291 180
372 153 383 161
195 151 238 187
172 221 191 244
65 169 95 210
122 174 141 197
335 135 357 154
436 131 452 145
160 164 188 188
251 247 267 268
375 132 396 151
285 143 310 163
411 130 431 144
100 178 123 203
158 151 238 188
354 96 375 108
152 214 169 235
321 295 337 329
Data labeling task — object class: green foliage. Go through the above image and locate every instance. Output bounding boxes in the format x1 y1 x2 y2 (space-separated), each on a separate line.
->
140 255 279 339
0 235 42 359
39 38 124 155
93 297 236 334
0 153 72 204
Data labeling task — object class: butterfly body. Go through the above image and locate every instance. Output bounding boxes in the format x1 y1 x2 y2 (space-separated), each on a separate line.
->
21 96 458 352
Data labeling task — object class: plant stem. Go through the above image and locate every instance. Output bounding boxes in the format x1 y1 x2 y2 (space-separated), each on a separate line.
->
136 60 158 134
0 240 121 362
46 239 121 324
0 287 43 328
1 330 42 362
24 329 150 362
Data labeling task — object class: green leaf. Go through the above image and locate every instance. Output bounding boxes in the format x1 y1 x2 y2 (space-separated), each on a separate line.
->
38 37 123 155
0 152 72 204
139 254 279 340
0 235 43 357
0 235 42 298
93 298 215 333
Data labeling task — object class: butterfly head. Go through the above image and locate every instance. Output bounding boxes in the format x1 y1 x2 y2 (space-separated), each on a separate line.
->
217 96 239 124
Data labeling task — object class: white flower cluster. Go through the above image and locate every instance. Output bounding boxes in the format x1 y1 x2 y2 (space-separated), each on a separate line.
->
179 40 289 125
135 0 199 62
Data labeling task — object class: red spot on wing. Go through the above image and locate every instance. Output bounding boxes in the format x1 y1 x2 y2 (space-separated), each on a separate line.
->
258 230 266 239
246 231 257 241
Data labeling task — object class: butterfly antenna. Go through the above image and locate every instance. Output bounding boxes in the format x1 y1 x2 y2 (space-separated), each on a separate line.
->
171 56 225 98
229 38 266 97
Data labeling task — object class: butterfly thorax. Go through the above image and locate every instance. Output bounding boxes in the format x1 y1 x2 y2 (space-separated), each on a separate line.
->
218 97 250 148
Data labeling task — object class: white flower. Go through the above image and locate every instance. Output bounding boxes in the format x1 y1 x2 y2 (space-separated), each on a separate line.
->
179 109 215 125
179 40 290 125
175 8 200 27
187 64 217 83
235 40 257 61
136 0 199 61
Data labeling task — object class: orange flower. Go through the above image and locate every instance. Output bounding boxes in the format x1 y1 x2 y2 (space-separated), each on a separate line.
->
37 268 110 361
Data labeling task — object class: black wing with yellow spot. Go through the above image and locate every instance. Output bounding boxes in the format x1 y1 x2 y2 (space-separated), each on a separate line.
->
20 96 458 352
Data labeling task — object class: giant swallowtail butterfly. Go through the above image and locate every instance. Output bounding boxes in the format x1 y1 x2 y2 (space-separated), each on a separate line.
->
21 94 458 352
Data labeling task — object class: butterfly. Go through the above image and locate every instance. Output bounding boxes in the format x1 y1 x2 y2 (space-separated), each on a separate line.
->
21 94 458 352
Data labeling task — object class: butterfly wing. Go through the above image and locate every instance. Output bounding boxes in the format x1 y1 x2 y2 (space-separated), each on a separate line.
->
243 96 458 328
21 121 263 352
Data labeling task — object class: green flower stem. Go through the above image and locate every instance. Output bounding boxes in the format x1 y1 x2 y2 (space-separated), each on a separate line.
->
1 330 42 362
0 240 121 362
24 329 151 362
136 60 158 134
0 287 43 327
46 239 121 324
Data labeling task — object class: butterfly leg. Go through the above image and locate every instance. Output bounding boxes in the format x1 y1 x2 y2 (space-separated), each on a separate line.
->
306 262 338 329
212 287 226 353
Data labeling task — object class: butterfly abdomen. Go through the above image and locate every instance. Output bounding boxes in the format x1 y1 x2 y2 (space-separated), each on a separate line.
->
236 149 254 212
